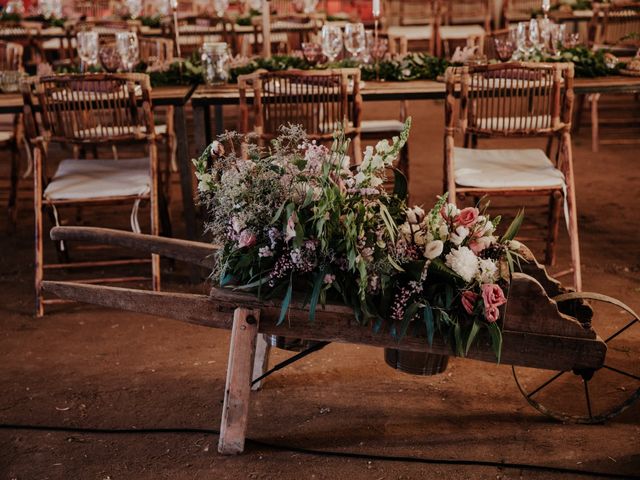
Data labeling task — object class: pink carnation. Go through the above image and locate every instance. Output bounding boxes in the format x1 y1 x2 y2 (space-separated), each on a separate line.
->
237 230 256 248
461 290 479 315
481 284 507 323
455 207 479 228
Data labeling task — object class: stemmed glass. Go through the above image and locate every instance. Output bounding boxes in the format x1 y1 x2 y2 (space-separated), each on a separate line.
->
40 0 62 19
515 22 535 60
320 25 343 62
125 0 143 19
344 23 366 60
76 31 99 71
529 18 541 51
116 31 139 72
302 0 319 14
213 0 229 17
550 23 566 57
494 30 517 62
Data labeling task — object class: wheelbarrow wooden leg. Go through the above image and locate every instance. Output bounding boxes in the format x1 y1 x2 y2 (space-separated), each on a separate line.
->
218 308 260 455
251 334 271 391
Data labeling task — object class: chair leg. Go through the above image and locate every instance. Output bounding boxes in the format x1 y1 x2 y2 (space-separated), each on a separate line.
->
561 132 582 292
545 190 562 266
34 149 44 317
150 144 161 292
8 142 19 231
590 93 600 153
573 93 585 134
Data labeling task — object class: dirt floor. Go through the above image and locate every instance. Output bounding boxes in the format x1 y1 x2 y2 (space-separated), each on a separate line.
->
0 96 639 479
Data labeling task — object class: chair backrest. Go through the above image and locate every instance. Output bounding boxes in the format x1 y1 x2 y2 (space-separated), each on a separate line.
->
397 0 439 26
443 0 491 30
21 73 156 147
169 15 231 55
238 68 361 141
446 62 574 138
74 0 116 19
477 28 511 60
589 2 640 48
0 40 23 70
503 0 554 23
139 37 174 67
73 19 141 36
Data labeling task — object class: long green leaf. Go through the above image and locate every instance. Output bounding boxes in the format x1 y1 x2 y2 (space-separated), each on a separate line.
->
392 168 408 200
423 304 434 347
453 322 464 356
488 322 503 363
308 269 325 323
501 209 525 242
277 278 293 326
465 321 481 355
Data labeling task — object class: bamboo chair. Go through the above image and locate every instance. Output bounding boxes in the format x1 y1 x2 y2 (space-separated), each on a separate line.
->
586 1 640 151
74 0 117 19
20 73 163 316
360 33 410 180
239 14 317 56
444 62 582 291
238 68 362 163
166 15 232 57
502 0 553 26
0 40 24 230
384 0 441 56
439 0 491 59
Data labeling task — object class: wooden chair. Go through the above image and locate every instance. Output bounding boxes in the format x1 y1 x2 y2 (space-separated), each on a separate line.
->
360 32 410 180
238 68 362 162
502 0 553 26
166 15 232 57
586 1 640 151
0 40 24 231
384 0 441 55
21 73 163 316
444 62 582 291
73 0 117 19
439 0 492 58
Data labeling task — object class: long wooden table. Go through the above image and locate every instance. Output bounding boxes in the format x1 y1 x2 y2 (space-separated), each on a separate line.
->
190 75 640 151
0 85 199 243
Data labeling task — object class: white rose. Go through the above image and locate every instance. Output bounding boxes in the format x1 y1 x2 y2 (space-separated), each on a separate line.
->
477 258 499 284
424 240 444 259
450 226 469 245
445 246 479 282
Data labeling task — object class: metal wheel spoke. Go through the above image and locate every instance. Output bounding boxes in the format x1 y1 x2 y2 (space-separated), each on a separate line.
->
526 371 566 398
603 365 640 382
605 318 638 343
584 381 593 420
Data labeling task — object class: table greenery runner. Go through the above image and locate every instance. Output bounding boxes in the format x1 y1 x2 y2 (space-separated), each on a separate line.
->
146 47 620 87
194 121 524 360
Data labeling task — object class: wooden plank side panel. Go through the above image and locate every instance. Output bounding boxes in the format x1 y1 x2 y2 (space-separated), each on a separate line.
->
218 308 260 455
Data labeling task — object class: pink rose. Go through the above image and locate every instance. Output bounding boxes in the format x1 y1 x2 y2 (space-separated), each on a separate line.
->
237 230 256 248
455 207 479 228
461 290 479 315
485 306 500 323
469 236 492 254
481 284 507 322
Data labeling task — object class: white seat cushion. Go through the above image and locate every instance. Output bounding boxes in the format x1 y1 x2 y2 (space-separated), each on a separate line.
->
387 25 433 40
44 158 151 201
361 119 406 133
454 147 564 189
0 130 14 142
73 124 167 138
440 25 485 40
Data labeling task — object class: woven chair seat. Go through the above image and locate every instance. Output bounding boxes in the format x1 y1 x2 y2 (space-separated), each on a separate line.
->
44 157 151 200
454 147 565 189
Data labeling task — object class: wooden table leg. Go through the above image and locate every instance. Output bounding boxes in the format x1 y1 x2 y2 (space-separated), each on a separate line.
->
251 333 271 391
218 307 260 455
193 103 210 159
173 105 197 242
214 105 224 137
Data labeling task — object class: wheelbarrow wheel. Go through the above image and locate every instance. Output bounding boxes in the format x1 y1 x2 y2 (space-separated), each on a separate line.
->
512 292 640 424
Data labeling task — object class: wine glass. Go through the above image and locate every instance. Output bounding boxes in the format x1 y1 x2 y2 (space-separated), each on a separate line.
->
125 0 143 19
344 23 366 60
566 32 580 48
76 31 99 71
302 0 319 14
116 31 139 72
529 19 541 51
320 25 343 62
550 23 566 57
302 42 322 65
515 22 535 60
494 33 516 62
213 0 229 17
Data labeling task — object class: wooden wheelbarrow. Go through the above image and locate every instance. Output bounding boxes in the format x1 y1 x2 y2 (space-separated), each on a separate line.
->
42 227 640 454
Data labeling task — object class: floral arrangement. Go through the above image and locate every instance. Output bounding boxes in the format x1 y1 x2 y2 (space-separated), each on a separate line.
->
194 122 523 359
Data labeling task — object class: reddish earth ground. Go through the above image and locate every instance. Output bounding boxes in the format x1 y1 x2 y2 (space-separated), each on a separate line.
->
0 96 639 479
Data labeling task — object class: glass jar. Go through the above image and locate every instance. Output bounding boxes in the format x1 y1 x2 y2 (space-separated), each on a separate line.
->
201 42 230 86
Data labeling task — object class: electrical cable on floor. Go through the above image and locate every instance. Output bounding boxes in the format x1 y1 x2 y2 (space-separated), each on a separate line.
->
1 423 637 480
